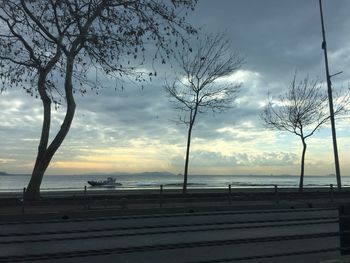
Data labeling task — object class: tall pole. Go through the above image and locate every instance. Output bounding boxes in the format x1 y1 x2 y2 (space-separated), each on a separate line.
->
319 0 341 190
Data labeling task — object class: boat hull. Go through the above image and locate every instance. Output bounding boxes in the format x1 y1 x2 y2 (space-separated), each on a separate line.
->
87 181 122 187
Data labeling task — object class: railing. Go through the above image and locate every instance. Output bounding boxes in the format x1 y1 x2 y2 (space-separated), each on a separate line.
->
1 184 350 216
6 185 348 261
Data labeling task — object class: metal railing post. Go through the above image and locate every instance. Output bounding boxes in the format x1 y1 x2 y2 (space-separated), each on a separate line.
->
21 187 26 214
159 185 163 208
84 185 89 210
274 185 279 204
330 184 334 203
228 184 232 205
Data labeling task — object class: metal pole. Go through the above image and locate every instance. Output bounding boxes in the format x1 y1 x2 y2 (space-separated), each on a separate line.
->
319 0 342 190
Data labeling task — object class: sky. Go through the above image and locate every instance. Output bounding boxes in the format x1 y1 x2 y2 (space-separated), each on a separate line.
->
1 0 350 176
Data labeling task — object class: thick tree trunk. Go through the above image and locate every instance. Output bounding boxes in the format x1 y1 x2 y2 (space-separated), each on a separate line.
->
183 124 193 194
299 138 307 192
25 57 76 200
25 72 52 200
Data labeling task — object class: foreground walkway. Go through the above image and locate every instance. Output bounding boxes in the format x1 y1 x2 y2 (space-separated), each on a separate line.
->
0 206 342 262
1 189 349 262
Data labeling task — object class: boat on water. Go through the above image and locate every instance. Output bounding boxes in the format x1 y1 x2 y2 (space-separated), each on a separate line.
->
87 177 122 187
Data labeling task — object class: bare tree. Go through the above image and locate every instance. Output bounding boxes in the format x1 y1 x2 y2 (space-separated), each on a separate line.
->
0 0 197 200
260 75 349 191
165 33 244 194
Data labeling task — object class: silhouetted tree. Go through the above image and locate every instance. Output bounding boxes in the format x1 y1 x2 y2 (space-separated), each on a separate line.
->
0 0 197 200
260 75 349 191
165 33 243 194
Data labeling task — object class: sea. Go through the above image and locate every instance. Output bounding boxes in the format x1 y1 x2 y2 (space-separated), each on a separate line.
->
1 173 349 193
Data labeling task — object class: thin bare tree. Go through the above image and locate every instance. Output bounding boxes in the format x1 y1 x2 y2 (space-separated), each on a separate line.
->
0 0 197 200
260 74 349 191
165 33 244 194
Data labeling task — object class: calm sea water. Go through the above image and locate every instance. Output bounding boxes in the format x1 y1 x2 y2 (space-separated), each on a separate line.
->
1 173 349 193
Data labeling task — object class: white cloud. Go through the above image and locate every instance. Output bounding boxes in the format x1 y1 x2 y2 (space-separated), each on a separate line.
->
2 1 350 176
216 70 261 84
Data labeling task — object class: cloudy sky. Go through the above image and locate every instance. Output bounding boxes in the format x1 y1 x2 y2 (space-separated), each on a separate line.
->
1 0 350 176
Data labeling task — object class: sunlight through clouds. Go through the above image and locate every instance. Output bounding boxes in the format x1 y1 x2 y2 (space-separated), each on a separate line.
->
1 1 350 177
216 70 261 84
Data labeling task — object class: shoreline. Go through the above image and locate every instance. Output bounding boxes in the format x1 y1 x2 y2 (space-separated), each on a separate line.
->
0 185 347 194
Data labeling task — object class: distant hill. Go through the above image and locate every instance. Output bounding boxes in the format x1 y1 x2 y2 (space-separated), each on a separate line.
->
134 171 175 176
79 171 176 177
104 171 176 177
0 171 8 175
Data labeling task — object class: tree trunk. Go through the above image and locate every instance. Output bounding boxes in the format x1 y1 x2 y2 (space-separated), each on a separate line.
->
183 123 193 194
24 72 52 200
25 57 76 200
299 138 307 192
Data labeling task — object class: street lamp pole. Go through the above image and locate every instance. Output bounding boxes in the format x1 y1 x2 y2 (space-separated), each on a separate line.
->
319 0 342 190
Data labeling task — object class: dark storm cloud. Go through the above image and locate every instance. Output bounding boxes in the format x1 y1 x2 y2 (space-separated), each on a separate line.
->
2 0 350 174
51 1 350 144
190 0 350 83
62 0 350 146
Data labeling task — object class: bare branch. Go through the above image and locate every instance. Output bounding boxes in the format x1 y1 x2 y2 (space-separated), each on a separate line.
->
165 32 243 125
260 74 347 139
0 0 198 199
260 73 350 190
164 32 243 193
